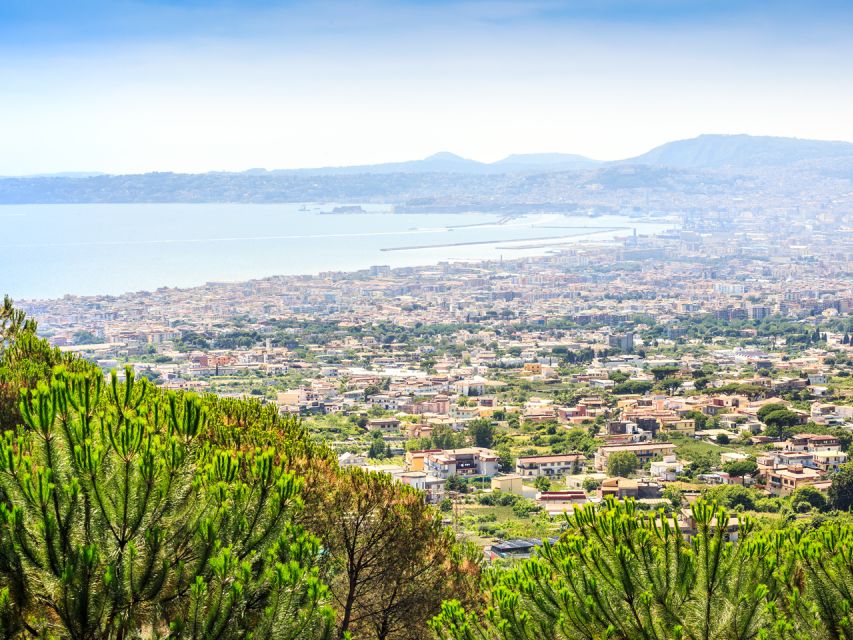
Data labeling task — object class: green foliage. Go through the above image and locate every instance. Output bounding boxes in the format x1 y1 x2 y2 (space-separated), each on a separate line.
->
722 459 758 477
368 430 390 459
682 410 708 430
581 477 601 492
606 451 639 477
478 491 518 507
829 462 853 511
790 486 828 513
495 444 514 473
423 425 465 451
757 403 788 422
510 499 540 518
650 365 680 381
445 475 468 494
533 476 551 492
467 418 495 449
762 409 802 438
431 498 853 640
662 485 683 508
613 380 653 395
1 298 91 431
0 366 333 639
702 484 767 511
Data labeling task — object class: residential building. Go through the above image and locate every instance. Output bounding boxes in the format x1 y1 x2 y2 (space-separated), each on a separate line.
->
516 453 585 477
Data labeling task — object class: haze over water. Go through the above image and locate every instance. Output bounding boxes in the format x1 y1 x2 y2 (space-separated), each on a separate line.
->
1 204 674 300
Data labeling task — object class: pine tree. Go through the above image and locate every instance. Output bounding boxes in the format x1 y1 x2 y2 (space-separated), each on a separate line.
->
0 366 333 639
431 498 853 640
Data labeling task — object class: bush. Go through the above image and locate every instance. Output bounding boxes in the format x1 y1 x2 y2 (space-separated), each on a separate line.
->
790 486 828 513
511 499 541 518
702 484 761 511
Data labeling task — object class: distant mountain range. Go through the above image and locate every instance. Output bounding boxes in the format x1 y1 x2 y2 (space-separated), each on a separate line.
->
262 150 602 175
2 134 853 205
234 134 853 175
7 134 853 180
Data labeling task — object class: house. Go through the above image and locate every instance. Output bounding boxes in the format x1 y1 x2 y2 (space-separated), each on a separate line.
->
338 452 367 467
600 478 662 500
786 434 840 452
536 490 588 516
491 474 524 495
398 471 446 504
766 464 825 497
810 450 848 472
405 449 440 472
516 453 585 477
368 394 404 411
600 477 639 500
650 455 683 481
367 418 401 433
420 447 501 478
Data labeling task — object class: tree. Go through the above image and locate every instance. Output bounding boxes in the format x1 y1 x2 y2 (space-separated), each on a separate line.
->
445 475 467 493
722 459 758 478
613 380 653 395
762 409 802 438
0 367 333 639
429 425 463 450
309 468 478 640
1 298 87 431
495 444 514 473
368 431 389 459
683 409 708 430
757 402 788 422
828 461 853 511
651 365 680 381
702 484 759 511
582 477 601 492
790 485 827 513
432 499 853 640
466 418 495 449
606 451 639 477
662 485 683 508
716 432 730 445
533 476 551 492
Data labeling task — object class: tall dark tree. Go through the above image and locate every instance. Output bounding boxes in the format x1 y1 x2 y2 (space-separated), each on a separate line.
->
466 418 495 449
829 462 853 511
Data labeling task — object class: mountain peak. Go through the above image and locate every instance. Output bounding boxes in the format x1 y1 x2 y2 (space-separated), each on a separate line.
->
626 133 853 169
424 151 470 162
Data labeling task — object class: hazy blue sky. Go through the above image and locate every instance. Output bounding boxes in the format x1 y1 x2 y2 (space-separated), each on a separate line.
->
2 0 853 174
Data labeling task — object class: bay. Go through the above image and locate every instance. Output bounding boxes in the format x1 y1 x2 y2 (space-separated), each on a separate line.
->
0 203 675 299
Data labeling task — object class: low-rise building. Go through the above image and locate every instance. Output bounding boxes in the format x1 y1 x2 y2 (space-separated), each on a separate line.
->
766 464 825 496
491 474 524 495
516 453 585 477
419 447 501 478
